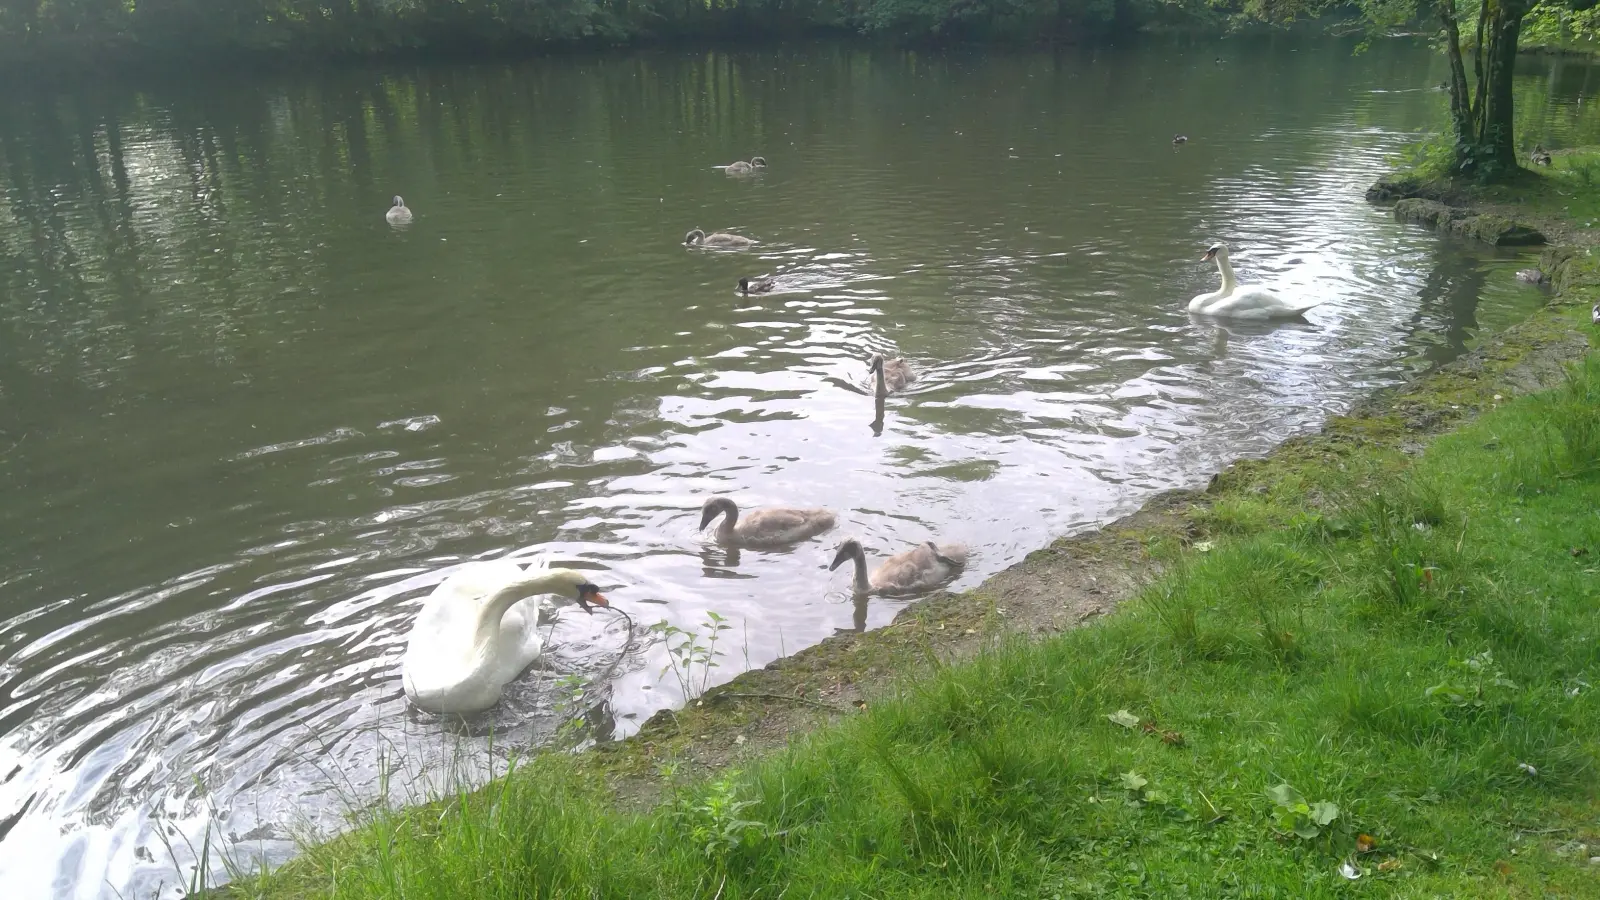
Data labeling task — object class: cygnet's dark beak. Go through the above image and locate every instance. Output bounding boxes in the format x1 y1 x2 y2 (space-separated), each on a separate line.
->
829 546 851 571
698 507 718 530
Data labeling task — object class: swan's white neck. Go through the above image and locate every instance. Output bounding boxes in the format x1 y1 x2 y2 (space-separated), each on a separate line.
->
473 571 567 645
1213 253 1237 295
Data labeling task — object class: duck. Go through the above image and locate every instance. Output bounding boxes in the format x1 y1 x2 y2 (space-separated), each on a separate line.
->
829 538 967 596
738 276 776 295
1516 268 1548 285
684 229 755 249
1531 145 1553 166
699 497 836 548
1189 244 1320 320
1172 134 1189 144
386 195 413 224
400 559 610 714
868 352 915 396
724 156 768 175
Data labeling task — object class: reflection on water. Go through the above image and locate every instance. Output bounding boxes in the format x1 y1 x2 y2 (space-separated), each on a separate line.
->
0 37 1580 898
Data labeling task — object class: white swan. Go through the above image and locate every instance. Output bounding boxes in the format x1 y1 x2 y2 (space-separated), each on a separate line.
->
1189 244 1319 319
386 195 413 225
699 497 836 548
830 538 967 596
400 559 609 714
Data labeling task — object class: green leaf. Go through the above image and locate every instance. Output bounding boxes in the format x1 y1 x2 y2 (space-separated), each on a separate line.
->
1267 783 1305 809
1310 801 1340 826
1107 709 1141 729
1293 820 1323 840
1120 771 1148 792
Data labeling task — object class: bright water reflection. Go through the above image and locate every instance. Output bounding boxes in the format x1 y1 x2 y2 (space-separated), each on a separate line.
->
0 37 1581 898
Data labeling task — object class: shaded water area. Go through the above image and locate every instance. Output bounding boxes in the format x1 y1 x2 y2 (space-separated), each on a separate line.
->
0 35 1593 897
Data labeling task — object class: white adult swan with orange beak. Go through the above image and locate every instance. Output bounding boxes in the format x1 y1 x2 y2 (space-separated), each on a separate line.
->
401 559 610 714
1189 244 1320 319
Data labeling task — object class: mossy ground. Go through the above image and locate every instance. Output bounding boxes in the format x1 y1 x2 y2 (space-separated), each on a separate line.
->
215 163 1600 899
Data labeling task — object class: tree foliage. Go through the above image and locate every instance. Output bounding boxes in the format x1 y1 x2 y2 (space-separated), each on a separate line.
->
0 0 1235 66
1248 0 1539 178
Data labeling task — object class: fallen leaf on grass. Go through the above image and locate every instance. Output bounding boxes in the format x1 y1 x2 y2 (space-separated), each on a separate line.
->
1493 859 1513 877
1356 833 1377 853
1107 709 1141 729
1377 858 1402 873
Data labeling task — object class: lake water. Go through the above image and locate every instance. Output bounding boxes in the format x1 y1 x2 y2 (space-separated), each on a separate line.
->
0 35 1592 898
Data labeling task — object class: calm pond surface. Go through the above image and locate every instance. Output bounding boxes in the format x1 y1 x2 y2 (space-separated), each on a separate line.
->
1 34 1595 897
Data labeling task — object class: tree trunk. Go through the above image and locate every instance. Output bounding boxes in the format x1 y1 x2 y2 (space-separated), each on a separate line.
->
1472 0 1530 176
1441 0 1533 179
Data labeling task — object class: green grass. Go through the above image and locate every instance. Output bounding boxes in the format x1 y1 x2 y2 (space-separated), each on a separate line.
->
233 350 1600 898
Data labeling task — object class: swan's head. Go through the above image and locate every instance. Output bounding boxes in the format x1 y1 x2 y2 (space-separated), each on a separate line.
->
392 196 405 207
1202 244 1229 262
750 156 767 167
545 567 609 613
829 539 865 572
737 277 752 294
866 353 885 374
684 229 706 245
698 497 737 530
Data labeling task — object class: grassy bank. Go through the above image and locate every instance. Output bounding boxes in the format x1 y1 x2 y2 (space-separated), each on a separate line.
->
205 149 1600 898
220 302 1600 894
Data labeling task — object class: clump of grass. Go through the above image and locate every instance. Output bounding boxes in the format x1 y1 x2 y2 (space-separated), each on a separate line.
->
235 346 1600 899
1542 357 1600 476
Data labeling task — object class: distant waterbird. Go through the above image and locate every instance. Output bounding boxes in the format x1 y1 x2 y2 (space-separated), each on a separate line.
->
723 156 768 175
738 276 776 295
386 195 413 225
1172 134 1189 145
699 497 836 548
829 538 967 596
684 228 754 249
868 353 915 396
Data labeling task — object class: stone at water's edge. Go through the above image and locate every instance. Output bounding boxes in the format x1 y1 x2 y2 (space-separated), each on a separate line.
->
1365 175 1427 203
1391 197 1546 246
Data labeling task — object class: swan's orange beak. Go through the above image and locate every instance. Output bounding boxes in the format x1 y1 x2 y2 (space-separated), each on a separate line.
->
576 584 609 613
1202 248 1217 261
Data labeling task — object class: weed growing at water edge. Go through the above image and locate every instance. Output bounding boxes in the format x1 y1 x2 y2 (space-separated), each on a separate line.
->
652 610 732 700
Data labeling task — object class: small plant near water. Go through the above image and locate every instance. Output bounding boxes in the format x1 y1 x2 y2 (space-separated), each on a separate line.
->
668 773 771 862
1425 649 1519 710
1267 783 1340 841
652 610 732 700
1542 359 1600 476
